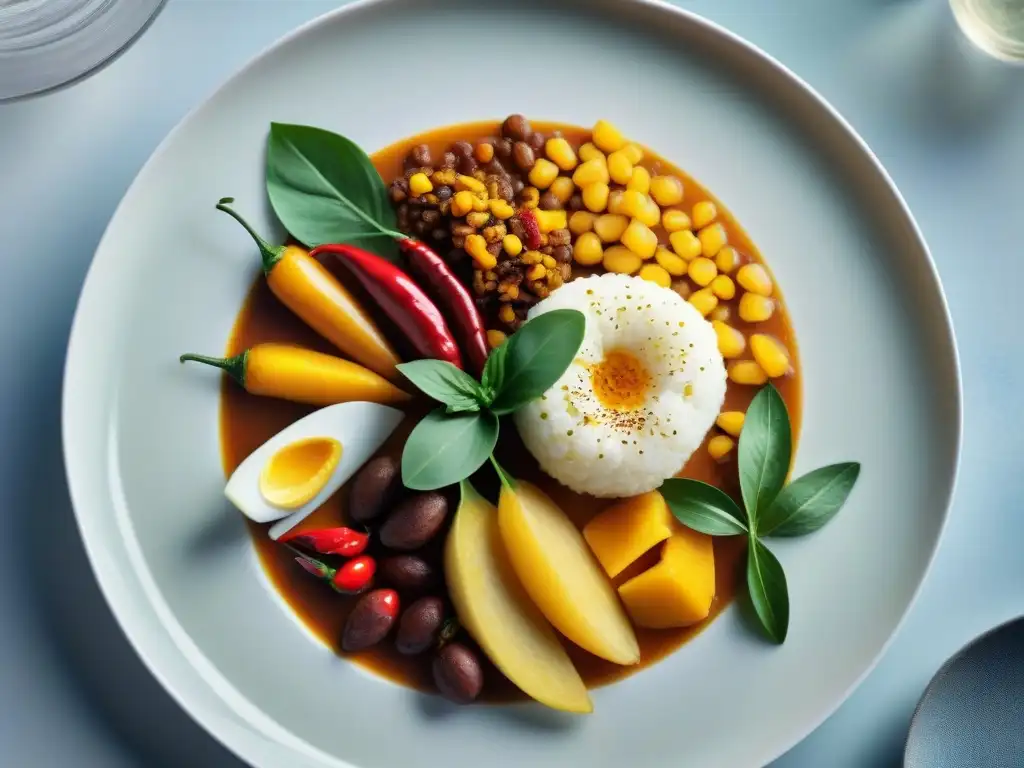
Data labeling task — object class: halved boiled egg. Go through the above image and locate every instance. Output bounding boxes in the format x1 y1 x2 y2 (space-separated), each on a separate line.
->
224 401 404 538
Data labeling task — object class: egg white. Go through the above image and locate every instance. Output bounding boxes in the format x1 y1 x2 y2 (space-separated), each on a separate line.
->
223 401 404 538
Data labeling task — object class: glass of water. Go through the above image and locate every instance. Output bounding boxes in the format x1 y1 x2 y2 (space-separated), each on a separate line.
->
0 0 167 103
950 0 1024 62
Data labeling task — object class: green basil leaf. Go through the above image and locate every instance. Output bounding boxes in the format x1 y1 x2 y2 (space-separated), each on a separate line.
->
480 340 509 402
397 359 484 407
659 478 748 535
266 122 399 260
738 383 792 527
758 462 861 537
746 538 789 644
489 309 586 415
401 408 498 491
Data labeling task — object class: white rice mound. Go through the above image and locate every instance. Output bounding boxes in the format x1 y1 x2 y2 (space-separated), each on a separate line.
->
515 273 727 498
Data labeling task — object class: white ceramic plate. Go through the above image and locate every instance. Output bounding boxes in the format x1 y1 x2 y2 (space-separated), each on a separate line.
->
62 1 961 767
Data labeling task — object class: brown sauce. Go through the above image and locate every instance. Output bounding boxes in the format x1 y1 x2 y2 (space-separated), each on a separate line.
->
220 121 803 701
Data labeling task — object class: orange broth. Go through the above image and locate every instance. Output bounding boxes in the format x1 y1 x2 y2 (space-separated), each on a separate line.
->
220 121 802 701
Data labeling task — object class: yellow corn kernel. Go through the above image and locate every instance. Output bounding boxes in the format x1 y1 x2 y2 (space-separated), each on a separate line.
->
455 174 486 193
534 208 568 233
431 169 457 186
528 158 560 190
622 143 644 164
573 232 604 266
711 274 735 300
502 234 523 256
549 176 575 204
488 199 514 219
688 256 718 287
650 175 684 206
750 334 791 378
689 288 718 317
593 214 629 243
520 186 540 209
545 137 578 171
662 209 691 233
715 245 741 273
712 321 745 358
498 304 516 324
638 263 672 288
637 196 661 228
655 247 687 276
451 190 474 217
716 411 745 437
569 210 596 235
465 233 488 258
692 200 717 228
669 229 702 260
471 195 490 212
409 172 433 196
476 252 498 270
603 245 643 274
626 166 651 195
578 142 605 163
526 263 547 281
699 223 727 258
592 119 626 153
708 435 735 462
607 150 634 185
736 263 773 296
619 189 645 219
710 305 731 323
607 189 626 215
582 182 610 213
541 255 557 269
739 293 775 323
475 142 495 163
572 158 610 187
621 219 658 259
486 329 507 349
728 360 769 386
522 250 543 265
466 211 490 229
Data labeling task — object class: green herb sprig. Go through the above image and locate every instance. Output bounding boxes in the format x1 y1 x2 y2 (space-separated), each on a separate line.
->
397 309 586 491
661 383 860 644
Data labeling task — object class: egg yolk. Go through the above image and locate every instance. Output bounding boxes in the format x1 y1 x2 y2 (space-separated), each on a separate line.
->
259 436 343 509
590 350 651 411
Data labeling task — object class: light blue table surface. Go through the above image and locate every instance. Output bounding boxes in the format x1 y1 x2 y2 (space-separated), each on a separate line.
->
1 1 1021 766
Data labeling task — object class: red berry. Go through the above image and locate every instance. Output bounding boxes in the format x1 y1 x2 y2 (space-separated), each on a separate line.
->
331 555 377 594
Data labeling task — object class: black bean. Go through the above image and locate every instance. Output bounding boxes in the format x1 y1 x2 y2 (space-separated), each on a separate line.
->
539 192 563 210
436 185 452 201
421 209 440 226
494 138 513 159
379 492 449 551
349 456 402 524
395 597 445 655
431 227 448 241
513 142 535 171
379 555 438 593
501 114 532 142
433 643 483 704
342 590 399 652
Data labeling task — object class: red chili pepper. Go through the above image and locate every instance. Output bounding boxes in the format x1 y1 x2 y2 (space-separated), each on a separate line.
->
331 555 377 594
518 209 542 250
279 526 369 558
311 244 464 369
398 238 489 377
292 552 377 595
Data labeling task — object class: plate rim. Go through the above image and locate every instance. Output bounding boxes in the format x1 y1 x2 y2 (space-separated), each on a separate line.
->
61 0 964 766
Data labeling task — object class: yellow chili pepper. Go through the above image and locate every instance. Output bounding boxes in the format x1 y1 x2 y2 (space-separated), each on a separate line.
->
179 343 410 407
217 199 401 381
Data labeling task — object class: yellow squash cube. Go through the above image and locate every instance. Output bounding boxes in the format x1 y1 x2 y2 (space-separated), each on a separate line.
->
583 491 676 578
618 527 716 629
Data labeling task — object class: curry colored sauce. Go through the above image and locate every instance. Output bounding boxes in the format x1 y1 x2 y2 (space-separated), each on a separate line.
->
221 121 802 701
